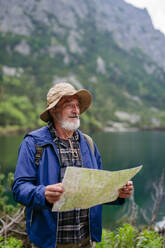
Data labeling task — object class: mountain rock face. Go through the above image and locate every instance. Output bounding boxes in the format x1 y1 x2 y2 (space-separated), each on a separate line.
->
1 0 165 131
0 0 165 69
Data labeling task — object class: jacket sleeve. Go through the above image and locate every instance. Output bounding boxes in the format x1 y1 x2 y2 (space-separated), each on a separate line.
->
12 136 49 209
94 143 125 206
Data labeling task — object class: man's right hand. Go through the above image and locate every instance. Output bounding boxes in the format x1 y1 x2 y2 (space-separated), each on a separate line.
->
45 183 64 204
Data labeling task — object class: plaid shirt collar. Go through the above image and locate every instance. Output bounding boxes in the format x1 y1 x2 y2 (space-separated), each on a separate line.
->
48 121 79 142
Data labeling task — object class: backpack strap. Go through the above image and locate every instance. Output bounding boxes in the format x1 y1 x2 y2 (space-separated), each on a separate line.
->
83 133 94 154
34 134 94 167
35 145 44 167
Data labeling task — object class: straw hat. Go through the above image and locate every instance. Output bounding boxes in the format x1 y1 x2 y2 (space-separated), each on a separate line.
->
40 82 92 122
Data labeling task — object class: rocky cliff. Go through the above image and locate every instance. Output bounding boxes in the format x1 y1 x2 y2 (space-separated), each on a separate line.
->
0 0 165 69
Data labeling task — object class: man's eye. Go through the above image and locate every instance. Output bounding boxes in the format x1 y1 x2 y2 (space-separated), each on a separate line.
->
63 103 80 109
66 104 72 108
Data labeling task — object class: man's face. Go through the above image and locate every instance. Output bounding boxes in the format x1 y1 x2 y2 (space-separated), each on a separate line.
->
55 96 80 130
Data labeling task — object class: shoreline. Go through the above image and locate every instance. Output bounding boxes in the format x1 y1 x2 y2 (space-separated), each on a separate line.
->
1 125 165 136
0 126 37 136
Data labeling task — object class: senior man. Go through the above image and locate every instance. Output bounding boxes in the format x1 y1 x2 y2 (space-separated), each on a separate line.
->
12 82 133 248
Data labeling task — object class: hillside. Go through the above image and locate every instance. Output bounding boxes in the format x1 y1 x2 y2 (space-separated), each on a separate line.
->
0 0 165 133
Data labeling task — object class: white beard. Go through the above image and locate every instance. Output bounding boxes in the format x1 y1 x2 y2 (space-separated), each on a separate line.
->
60 118 80 131
55 111 80 131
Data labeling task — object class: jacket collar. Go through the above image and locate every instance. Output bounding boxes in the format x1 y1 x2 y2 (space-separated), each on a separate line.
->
27 126 85 147
26 126 54 146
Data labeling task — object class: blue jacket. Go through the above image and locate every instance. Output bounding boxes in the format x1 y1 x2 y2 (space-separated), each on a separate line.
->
12 126 124 248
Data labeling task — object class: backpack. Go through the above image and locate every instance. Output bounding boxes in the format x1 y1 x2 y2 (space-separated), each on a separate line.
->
35 133 94 167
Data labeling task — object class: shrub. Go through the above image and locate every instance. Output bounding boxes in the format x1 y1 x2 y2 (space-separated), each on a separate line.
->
137 229 164 248
96 224 164 248
0 236 23 248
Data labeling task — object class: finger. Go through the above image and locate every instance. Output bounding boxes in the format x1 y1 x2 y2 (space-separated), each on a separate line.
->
119 187 133 193
46 183 64 190
119 193 131 198
46 184 64 193
121 181 131 187
119 187 133 195
120 181 133 190
45 190 63 203
119 190 133 198
122 186 133 192
46 195 61 204
45 191 63 197
47 187 64 193
126 181 133 186
45 184 64 204
46 195 61 201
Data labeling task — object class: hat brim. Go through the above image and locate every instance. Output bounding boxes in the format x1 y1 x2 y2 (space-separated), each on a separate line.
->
40 89 92 122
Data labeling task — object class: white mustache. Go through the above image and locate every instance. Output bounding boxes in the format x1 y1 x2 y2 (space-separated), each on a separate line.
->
69 114 79 118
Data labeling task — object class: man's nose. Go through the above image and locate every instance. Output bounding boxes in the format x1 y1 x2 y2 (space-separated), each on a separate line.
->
72 104 80 114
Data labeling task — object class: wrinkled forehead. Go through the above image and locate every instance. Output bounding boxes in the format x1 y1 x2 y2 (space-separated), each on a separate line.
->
57 95 79 107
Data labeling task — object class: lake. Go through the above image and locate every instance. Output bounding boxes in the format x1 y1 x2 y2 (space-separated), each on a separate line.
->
0 131 165 229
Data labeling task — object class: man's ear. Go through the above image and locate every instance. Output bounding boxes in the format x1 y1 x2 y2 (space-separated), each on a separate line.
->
49 108 53 115
49 108 55 118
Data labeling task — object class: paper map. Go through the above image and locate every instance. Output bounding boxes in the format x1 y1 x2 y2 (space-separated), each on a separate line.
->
52 165 142 212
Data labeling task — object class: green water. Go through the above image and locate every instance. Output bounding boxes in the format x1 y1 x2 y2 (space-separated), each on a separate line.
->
0 131 165 228
93 131 165 228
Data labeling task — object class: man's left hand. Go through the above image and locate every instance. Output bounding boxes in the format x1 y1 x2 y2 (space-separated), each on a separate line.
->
118 181 133 198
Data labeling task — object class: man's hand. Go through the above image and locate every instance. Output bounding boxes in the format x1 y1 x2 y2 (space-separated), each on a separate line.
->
119 181 133 198
45 183 65 204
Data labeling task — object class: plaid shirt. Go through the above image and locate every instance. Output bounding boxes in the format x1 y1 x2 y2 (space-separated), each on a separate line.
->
48 122 89 244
